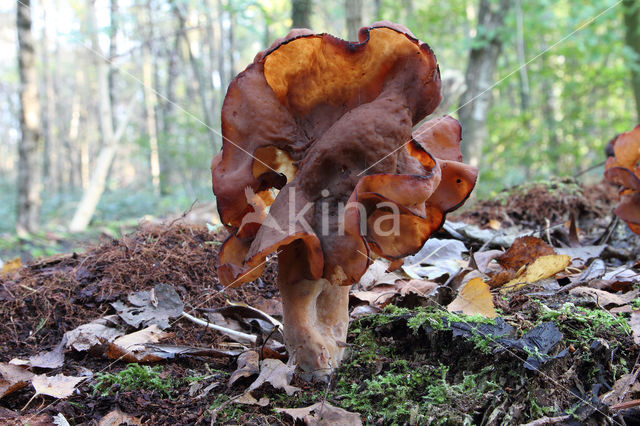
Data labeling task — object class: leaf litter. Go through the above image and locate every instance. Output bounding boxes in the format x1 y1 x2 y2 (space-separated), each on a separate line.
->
0 180 638 424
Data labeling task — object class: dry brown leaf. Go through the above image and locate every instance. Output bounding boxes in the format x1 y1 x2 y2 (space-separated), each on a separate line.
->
601 373 640 406
106 325 171 362
630 310 640 345
447 278 497 318
276 402 362 425
501 255 571 293
350 285 397 308
64 316 125 352
98 407 142 426
32 373 85 399
0 258 22 275
0 363 34 399
11 342 66 370
228 350 260 387
472 250 503 275
397 279 438 297
569 287 639 308
496 236 555 271
0 408 52 426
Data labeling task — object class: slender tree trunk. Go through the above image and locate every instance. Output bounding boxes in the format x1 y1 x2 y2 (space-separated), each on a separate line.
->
40 0 59 193
515 0 529 112
291 0 311 28
228 7 235 78
345 0 362 41
374 0 382 20
69 0 125 232
16 0 43 236
216 0 228 91
623 0 640 121
143 1 161 195
172 2 214 131
458 0 512 171
108 0 118 130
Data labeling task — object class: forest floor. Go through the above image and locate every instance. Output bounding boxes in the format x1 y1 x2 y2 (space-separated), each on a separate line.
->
1 178 640 425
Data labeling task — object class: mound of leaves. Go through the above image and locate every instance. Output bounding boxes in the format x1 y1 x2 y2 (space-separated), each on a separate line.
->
0 223 279 361
456 178 619 229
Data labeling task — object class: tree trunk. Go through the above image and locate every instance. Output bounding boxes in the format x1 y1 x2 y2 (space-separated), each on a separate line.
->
40 0 59 193
458 0 512 171
69 0 122 232
172 2 215 131
216 0 228 91
345 0 362 41
16 0 43 236
108 0 119 130
623 0 640 121
143 1 161 195
515 0 529 112
291 0 311 28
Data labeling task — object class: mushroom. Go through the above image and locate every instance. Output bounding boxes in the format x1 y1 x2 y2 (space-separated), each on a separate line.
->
212 22 478 379
604 125 640 235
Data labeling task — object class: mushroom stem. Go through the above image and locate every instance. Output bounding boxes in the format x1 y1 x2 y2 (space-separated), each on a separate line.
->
278 277 350 380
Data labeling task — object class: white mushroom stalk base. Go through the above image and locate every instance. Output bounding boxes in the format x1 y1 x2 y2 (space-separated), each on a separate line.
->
278 278 350 380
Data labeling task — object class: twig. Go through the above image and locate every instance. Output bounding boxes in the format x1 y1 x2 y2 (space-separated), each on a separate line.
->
181 311 256 344
520 415 571 426
260 324 280 359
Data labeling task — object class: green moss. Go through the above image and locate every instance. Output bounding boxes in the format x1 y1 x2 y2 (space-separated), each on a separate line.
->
92 364 176 397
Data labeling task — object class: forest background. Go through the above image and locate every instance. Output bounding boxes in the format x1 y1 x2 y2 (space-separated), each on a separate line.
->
1 0 639 254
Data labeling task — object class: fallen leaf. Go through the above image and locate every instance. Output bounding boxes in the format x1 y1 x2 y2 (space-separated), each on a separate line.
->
13 342 66 369
397 279 438 297
447 278 497 318
276 402 362 425
64 316 125 352
569 287 639 308
403 238 467 280
603 267 640 283
349 305 381 319
496 236 555 271
0 363 34 399
350 285 397 308
98 407 142 426
601 373 640 406
228 350 260 387
0 408 51 426
501 255 571 293
556 245 606 266
472 250 503 275
106 325 172 362
0 257 22 275
630 310 640 345
111 283 184 329
53 412 71 426
32 373 85 399
250 359 300 395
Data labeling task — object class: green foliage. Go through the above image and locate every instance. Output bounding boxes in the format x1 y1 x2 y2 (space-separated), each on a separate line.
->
92 364 176 398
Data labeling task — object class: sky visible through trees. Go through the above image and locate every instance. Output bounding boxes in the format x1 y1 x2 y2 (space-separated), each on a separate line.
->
0 0 638 235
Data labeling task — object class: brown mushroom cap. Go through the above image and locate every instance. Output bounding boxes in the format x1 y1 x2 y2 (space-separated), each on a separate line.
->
212 22 477 287
604 124 640 235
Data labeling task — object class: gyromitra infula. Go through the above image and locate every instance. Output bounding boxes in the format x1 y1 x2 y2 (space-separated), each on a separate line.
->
604 125 640 235
212 22 478 378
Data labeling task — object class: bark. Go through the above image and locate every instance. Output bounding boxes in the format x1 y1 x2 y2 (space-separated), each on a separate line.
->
228 7 235 78
458 0 512 170
623 0 640 121
345 0 362 41
16 0 43 235
291 0 311 28
374 0 382 20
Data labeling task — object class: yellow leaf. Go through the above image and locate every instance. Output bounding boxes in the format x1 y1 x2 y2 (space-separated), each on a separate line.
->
501 254 571 293
32 373 85 399
447 278 497 319
1 258 22 275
